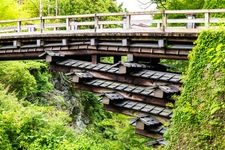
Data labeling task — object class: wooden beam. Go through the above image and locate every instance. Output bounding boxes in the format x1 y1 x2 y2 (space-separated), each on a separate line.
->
91 54 100 64
46 55 52 62
72 84 171 107
119 65 127 74
102 97 110 105
136 120 145 130
72 75 80 83
135 129 162 139
104 105 170 122
51 64 182 86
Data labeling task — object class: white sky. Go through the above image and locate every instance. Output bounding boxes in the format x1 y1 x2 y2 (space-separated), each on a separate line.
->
116 0 157 12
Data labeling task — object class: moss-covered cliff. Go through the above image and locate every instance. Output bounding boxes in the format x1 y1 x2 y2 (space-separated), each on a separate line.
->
165 29 225 149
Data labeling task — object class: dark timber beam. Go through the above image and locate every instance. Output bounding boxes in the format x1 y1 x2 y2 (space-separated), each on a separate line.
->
91 54 100 64
72 84 171 107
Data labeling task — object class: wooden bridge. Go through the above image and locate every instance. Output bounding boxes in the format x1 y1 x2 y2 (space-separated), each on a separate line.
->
1 9 225 145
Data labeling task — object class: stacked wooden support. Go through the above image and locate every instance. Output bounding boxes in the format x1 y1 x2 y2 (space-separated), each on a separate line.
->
50 58 181 142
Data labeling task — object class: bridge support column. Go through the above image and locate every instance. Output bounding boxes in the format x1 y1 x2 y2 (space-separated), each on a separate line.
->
90 38 98 46
37 39 44 46
158 39 166 48
13 40 21 48
62 39 68 45
127 54 134 62
92 55 100 64
122 39 130 46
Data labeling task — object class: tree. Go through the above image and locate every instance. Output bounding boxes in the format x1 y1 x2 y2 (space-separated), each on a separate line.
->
20 0 122 17
149 0 225 9
0 0 29 19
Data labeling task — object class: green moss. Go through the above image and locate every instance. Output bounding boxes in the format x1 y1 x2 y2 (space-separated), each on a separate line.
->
165 29 225 149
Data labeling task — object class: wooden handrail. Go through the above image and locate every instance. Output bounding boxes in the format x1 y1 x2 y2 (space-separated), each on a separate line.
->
0 9 225 34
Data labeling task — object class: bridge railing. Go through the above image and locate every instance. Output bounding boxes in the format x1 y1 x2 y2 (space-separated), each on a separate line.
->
0 9 225 34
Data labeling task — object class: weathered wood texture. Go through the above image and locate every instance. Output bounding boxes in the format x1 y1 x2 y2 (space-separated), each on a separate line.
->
0 9 224 34
54 59 182 85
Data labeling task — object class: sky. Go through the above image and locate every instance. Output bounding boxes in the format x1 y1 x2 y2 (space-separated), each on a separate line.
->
116 0 156 12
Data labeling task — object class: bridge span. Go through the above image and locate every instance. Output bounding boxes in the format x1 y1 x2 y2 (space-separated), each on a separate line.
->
1 9 225 61
0 9 225 144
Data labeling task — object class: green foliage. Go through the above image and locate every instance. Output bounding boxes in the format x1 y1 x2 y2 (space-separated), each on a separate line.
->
155 0 225 10
0 0 29 20
0 85 78 150
76 91 108 123
69 113 152 150
160 59 189 73
21 0 122 17
0 85 151 149
59 0 122 15
165 29 225 149
0 61 53 99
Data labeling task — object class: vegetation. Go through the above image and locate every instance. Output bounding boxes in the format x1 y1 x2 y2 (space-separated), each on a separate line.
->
150 0 225 9
0 1 152 150
0 0 122 19
165 29 225 149
1 0 225 149
0 84 151 149
0 61 53 99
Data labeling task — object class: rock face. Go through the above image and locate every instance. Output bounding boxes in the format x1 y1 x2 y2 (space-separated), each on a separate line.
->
46 72 90 132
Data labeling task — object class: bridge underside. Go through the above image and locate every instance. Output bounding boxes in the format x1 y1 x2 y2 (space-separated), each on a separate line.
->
48 55 181 140
0 32 197 60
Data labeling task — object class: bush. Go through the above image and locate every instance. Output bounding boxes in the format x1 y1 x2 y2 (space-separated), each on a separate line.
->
0 61 53 99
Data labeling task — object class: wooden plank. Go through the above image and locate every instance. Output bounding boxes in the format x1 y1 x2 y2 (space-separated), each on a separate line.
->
135 128 162 139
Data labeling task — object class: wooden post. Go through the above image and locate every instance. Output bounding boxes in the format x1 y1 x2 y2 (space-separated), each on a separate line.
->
17 21 22 33
92 55 99 64
100 24 103 29
66 18 70 31
90 38 97 46
74 21 78 31
13 40 20 48
162 10 167 32
204 12 210 28
40 17 44 33
62 39 68 45
158 39 165 48
126 14 131 30
94 14 99 32
122 39 129 46
36 39 43 47
127 54 134 62
123 14 131 30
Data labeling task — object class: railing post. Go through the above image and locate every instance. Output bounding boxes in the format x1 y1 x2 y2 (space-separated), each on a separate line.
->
205 11 210 28
74 21 78 31
162 10 167 32
40 17 44 33
123 13 131 30
66 18 70 31
17 21 22 33
94 14 99 32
